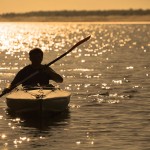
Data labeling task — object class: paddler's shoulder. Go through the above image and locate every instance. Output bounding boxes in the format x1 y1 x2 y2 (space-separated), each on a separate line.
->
18 65 32 72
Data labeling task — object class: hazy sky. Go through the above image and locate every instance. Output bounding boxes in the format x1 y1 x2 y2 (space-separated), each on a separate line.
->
0 0 150 14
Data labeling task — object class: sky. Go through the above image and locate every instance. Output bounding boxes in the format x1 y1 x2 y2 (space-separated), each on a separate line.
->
0 0 150 14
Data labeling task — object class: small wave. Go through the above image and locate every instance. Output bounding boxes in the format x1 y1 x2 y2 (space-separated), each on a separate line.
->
123 89 138 94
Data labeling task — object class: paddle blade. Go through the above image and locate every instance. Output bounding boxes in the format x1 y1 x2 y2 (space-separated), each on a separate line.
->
0 89 11 97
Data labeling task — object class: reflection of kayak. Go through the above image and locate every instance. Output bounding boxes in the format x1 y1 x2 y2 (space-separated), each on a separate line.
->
6 87 71 114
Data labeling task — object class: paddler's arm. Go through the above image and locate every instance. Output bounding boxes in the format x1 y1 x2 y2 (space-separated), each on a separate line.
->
2 69 24 94
43 66 63 83
48 67 63 83
9 69 24 88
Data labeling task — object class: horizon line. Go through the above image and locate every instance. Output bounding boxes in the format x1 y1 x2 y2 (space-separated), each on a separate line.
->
1 8 150 15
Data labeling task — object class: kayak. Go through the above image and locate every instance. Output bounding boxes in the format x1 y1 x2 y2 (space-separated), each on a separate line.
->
6 86 71 114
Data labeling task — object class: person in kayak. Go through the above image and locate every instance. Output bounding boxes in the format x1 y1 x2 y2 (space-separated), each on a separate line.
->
3 48 63 92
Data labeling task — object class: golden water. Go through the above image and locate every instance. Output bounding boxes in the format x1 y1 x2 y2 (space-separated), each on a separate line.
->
0 22 150 150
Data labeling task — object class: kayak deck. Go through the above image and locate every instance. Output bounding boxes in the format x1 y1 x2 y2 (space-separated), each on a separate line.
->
6 87 71 113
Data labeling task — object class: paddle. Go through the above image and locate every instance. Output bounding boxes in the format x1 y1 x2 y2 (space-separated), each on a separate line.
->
0 35 91 97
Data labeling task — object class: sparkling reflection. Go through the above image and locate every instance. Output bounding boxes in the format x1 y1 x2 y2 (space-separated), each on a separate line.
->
0 23 149 150
1 134 7 139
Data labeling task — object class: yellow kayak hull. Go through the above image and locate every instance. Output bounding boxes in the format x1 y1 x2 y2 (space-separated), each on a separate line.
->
6 88 71 113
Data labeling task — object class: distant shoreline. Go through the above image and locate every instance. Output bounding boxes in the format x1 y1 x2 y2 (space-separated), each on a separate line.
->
0 15 150 22
0 10 150 22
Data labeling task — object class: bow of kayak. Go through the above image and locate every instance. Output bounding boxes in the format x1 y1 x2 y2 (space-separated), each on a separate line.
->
6 87 71 114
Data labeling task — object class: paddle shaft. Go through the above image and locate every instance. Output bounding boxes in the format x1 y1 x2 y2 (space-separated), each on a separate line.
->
0 36 90 97
46 36 90 66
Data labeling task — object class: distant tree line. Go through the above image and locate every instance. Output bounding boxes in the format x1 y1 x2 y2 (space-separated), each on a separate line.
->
1 9 150 17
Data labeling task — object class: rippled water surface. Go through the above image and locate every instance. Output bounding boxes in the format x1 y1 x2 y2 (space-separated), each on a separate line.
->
0 22 150 150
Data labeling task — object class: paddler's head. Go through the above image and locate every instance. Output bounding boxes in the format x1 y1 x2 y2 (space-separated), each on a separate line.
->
29 48 43 67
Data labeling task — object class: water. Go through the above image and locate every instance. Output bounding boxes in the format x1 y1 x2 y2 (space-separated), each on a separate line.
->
0 22 150 150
